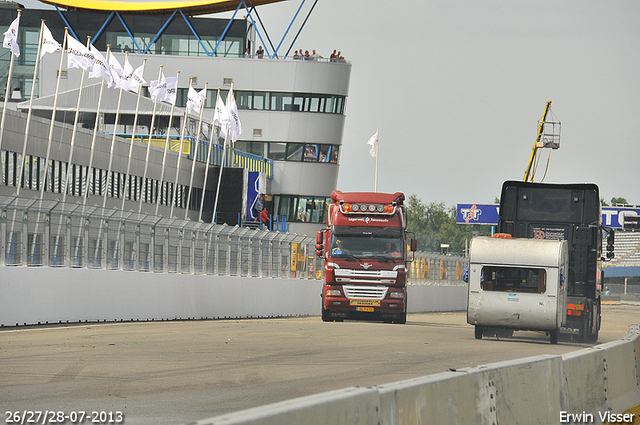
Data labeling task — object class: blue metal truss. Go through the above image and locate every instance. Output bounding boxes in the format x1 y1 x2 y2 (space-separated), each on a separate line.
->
54 0 314 59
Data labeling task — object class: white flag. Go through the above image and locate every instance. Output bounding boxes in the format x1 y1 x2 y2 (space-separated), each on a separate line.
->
129 61 146 94
367 130 378 157
123 56 134 86
213 90 230 143
66 34 93 71
89 45 114 87
150 72 178 105
186 85 206 114
149 73 165 102
108 53 130 91
226 87 242 143
213 91 230 128
163 76 178 105
2 15 20 57
39 23 61 59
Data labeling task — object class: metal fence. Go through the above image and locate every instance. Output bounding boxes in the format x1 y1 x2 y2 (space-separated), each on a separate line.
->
0 194 468 284
409 251 469 285
0 195 322 279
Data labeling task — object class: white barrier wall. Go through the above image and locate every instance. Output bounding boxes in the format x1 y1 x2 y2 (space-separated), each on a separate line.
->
0 267 321 326
0 266 466 326
191 325 640 425
407 283 467 312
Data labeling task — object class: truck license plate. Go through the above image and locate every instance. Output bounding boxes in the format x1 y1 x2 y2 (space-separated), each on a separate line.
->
350 300 380 306
356 306 374 312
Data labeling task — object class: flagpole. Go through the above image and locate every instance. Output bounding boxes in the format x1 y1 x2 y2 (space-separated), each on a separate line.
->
170 77 193 218
212 128 229 224
367 128 379 193
80 46 114 206
117 52 144 211
184 82 207 220
128 58 150 214
153 71 178 216
16 19 46 196
55 34 92 264
135 61 159 214
28 23 62 261
41 27 67 200
105 66 125 210
61 35 92 203
0 48 16 147
198 88 219 222
374 135 378 193
76 41 110 261
0 10 20 151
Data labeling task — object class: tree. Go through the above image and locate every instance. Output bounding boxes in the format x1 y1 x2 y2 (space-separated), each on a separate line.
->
406 195 488 254
610 197 629 206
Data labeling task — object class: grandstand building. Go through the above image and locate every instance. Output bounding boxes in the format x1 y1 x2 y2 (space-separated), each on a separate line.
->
0 0 351 235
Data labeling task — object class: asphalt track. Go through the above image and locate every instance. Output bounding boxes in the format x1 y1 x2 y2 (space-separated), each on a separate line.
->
1 303 639 425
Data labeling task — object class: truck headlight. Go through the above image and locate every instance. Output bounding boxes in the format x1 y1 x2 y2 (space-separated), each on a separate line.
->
326 289 341 296
390 291 405 299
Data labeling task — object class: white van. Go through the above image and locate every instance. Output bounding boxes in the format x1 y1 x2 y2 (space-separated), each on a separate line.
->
466 235 568 344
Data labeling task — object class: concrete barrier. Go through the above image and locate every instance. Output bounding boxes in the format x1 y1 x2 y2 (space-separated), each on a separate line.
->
407 283 467 313
597 340 640 414
0 266 467 326
562 346 607 417
189 387 381 425
378 370 486 424
379 355 564 425
188 326 640 425
0 267 322 326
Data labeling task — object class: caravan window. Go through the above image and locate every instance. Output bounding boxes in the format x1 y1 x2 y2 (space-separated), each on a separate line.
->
481 266 546 293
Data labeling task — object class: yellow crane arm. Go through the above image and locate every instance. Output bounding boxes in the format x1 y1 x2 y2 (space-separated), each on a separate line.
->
523 100 552 182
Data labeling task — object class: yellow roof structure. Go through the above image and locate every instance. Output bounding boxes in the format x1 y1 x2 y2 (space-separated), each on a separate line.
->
38 0 286 15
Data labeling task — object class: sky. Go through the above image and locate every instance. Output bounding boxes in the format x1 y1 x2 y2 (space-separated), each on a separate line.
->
14 0 640 208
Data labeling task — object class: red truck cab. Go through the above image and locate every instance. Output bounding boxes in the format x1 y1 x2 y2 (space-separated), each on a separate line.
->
317 191 416 324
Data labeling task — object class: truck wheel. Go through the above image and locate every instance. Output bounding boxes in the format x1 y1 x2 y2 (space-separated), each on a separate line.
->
579 316 589 343
550 329 559 345
321 307 333 322
474 325 483 340
588 317 599 342
587 305 600 343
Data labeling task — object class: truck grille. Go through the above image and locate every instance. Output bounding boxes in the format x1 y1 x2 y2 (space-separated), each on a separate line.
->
343 285 388 300
334 269 397 284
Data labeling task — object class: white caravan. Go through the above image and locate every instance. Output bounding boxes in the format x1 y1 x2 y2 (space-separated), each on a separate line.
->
466 235 568 344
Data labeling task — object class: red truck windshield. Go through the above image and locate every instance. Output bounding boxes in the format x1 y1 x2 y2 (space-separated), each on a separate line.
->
329 230 403 260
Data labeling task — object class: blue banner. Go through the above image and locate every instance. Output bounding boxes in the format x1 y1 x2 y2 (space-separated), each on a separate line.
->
456 204 500 225
245 171 261 222
456 204 639 228
602 207 640 229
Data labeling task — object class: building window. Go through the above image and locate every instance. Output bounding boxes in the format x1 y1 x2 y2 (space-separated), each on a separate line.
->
157 89 345 115
268 142 287 161
303 144 318 162
286 143 304 161
274 195 330 224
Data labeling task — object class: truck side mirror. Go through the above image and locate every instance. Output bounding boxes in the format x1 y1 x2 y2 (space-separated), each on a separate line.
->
410 238 418 252
316 231 324 257
606 230 614 259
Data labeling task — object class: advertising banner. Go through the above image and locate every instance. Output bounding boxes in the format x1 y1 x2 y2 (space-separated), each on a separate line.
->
601 207 640 229
244 171 265 222
458 205 639 229
456 204 500 225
